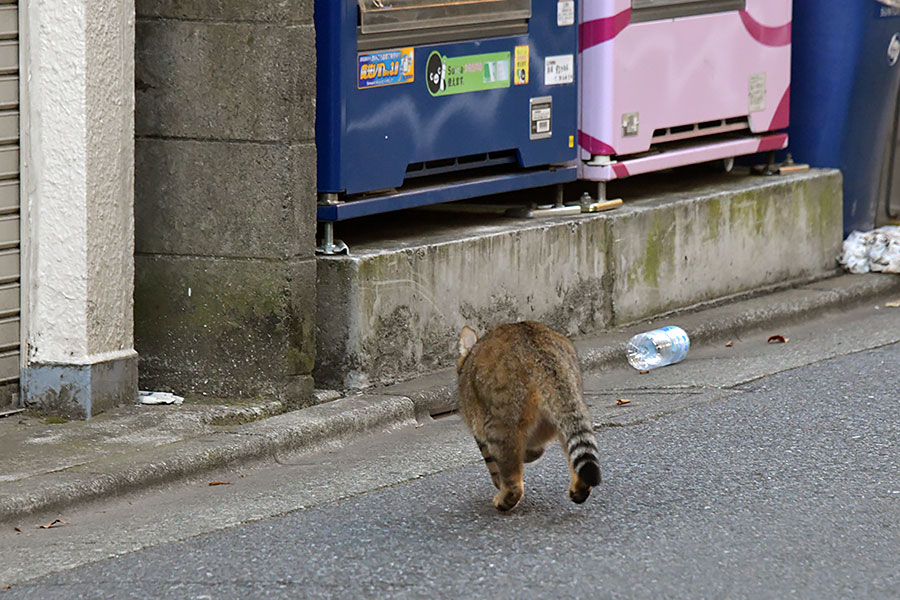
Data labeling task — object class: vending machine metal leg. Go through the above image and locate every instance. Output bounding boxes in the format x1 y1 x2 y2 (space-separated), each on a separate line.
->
579 180 623 213
316 221 349 255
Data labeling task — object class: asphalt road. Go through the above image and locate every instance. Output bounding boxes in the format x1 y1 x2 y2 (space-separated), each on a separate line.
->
3 302 900 599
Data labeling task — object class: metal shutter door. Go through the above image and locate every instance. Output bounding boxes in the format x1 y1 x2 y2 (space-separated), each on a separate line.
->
0 0 18 399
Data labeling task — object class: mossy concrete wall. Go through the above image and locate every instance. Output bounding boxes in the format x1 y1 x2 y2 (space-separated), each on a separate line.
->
133 1 317 403
316 170 843 390
610 170 843 323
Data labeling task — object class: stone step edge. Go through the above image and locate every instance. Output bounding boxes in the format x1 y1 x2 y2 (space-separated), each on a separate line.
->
0 394 417 525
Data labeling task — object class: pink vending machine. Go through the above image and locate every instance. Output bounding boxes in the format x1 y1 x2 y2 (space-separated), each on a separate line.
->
578 0 791 194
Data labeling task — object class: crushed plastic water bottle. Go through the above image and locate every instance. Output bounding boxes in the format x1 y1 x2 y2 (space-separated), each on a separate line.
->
625 326 690 371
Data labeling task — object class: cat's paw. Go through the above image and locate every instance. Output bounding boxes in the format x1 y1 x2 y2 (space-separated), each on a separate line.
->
493 490 523 512
568 485 592 504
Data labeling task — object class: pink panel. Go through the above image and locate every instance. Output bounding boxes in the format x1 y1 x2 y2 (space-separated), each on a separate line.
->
579 130 616 155
738 10 791 47
579 133 789 182
580 0 631 23
580 8 631 52
768 86 790 131
757 132 789 153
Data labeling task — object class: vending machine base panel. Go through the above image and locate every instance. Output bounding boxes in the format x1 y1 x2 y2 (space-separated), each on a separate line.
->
317 165 577 222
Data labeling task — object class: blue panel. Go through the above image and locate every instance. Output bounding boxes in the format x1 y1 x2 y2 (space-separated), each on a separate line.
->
317 166 577 221
788 1 900 235
315 0 578 198
313 1 348 194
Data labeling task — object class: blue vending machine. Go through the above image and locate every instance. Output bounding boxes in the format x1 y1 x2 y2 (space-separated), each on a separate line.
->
315 0 579 251
789 0 900 236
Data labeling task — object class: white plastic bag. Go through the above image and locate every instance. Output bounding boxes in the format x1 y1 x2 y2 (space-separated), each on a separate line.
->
839 226 900 274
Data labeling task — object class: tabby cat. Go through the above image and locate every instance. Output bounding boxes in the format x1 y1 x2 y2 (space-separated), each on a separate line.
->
457 321 602 511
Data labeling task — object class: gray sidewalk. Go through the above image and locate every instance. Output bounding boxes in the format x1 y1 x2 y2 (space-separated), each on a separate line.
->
2 273 899 525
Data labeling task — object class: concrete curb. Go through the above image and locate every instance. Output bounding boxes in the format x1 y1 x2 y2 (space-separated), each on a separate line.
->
0 395 417 525
3 273 898 525
577 272 900 372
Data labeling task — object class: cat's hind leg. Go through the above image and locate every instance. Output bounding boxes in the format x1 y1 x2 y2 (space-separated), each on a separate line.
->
489 431 526 511
474 436 502 489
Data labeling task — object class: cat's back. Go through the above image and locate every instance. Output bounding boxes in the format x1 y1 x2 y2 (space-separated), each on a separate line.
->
478 320 576 364
460 321 580 400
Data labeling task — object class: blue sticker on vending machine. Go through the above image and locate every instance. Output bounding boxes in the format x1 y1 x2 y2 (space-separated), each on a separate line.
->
358 48 415 89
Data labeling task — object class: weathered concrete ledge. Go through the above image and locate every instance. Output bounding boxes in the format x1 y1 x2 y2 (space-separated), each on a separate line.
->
316 169 843 389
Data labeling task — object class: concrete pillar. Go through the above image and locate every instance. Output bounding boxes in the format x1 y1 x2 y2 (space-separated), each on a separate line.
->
132 2 318 405
19 0 137 418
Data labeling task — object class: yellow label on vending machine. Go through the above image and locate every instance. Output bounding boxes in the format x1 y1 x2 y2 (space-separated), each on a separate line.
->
514 45 529 85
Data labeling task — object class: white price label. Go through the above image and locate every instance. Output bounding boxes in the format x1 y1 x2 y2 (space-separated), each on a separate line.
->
545 55 574 86
557 1 575 27
748 72 766 113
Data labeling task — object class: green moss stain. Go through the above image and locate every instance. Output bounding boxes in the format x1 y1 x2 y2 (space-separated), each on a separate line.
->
728 188 770 238
134 257 316 398
41 415 69 424
705 196 722 241
812 178 843 245
642 223 663 287
632 212 674 289
136 262 287 337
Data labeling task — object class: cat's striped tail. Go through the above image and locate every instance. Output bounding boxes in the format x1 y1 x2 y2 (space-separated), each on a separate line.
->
567 430 601 487
562 418 602 491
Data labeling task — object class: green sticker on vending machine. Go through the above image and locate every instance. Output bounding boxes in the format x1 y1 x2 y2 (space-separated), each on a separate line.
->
426 51 511 97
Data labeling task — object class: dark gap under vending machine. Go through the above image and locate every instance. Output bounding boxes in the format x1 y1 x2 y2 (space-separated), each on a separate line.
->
315 0 579 252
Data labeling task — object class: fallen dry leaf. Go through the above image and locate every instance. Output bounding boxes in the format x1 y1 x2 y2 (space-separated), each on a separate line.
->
37 519 65 529
885 300 900 308
208 481 231 486
616 398 632 406
767 334 789 344
725 341 733 348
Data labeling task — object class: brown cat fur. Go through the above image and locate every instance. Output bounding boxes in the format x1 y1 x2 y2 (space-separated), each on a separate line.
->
457 321 601 511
